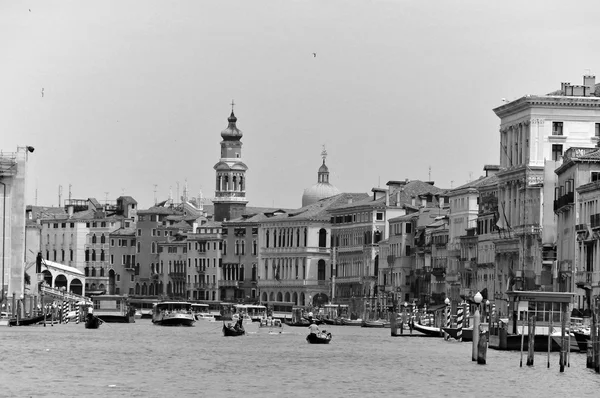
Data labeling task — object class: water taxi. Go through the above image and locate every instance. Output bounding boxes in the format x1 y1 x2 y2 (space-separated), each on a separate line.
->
259 316 283 333
152 301 196 326
234 304 267 322
90 295 135 323
128 298 158 319
192 303 216 322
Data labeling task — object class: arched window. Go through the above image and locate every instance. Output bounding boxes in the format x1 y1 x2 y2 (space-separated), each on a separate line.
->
91 250 96 261
304 228 307 246
92 234 97 244
100 234 105 244
318 259 326 280
151 242 156 254
266 231 270 248
252 264 257 281
91 267 97 277
100 267 105 277
240 264 245 281
241 240 245 255
100 250 105 261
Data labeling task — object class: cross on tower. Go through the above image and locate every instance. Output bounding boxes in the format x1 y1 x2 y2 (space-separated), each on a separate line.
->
230 99 235 112
321 145 328 162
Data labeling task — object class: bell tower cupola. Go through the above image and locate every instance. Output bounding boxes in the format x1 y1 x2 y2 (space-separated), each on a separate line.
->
213 101 249 222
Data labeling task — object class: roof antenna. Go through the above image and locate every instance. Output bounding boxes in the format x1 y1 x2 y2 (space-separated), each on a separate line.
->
428 165 431 181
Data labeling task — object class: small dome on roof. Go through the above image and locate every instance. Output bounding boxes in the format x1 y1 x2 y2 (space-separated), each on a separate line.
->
221 111 243 140
302 183 340 207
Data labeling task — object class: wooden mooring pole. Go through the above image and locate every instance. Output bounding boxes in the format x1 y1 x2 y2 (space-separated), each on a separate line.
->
526 314 535 366
560 305 567 372
520 315 525 368
390 311 398 337
547 314 552 368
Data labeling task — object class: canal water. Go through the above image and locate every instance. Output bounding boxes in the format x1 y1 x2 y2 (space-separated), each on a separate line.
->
0 320 599 397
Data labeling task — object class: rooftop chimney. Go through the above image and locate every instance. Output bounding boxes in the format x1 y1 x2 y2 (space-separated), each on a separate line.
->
483 164 501 177
583 74 596 96
385 190 390 206
67 205 74 219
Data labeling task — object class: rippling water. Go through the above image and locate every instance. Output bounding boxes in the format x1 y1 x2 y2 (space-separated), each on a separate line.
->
1 320 599 397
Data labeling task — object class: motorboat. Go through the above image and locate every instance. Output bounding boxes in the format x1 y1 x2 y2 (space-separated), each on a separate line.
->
341 318 363 326
362 319 389 328
196 313 216 322
232 312 253 325
306 330 332 344
152 301 196 326
259 317 283 333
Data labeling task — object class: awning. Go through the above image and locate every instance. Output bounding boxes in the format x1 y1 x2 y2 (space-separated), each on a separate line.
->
426 303 447 312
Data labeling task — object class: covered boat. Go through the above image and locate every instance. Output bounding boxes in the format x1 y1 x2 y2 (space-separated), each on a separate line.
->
306 331 332 344
90 295 135 323
152 301 196 326
259 317 283 333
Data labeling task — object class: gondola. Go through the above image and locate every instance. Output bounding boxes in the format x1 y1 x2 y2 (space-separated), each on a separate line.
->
222 322 245 337
412 322 444 337
442 327 473 341
306 331 332 344
85 314 102 329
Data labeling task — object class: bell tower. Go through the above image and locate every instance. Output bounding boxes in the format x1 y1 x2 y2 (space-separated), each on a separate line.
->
213 101 248 221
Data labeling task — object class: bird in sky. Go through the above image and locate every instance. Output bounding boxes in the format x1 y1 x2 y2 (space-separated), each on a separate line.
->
313 53 317 57
41 88 44 97
29 9 31 12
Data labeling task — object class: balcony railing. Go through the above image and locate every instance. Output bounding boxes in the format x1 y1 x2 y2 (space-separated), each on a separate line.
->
554 191 574 212
218 280 239 288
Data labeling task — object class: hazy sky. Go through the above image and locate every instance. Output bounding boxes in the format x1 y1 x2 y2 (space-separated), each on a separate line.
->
3 0 600 210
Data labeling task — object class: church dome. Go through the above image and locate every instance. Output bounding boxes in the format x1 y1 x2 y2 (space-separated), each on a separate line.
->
302 146 340 207
221 111 243 140
302 183 341 207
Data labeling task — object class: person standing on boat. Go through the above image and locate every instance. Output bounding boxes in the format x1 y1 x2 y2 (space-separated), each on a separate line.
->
308 313 320 336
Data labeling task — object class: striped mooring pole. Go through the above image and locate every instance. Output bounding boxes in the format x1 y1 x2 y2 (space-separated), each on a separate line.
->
456 306 464 341
491 303 496 322
62 301 69 324
445 303 451 340
465 302 470 328
75 304 80 324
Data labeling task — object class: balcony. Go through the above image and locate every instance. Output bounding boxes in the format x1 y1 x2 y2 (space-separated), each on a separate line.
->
554 191 574 212
218 280 239 288
259 279 328 287
431 266 446 278
168 272 185 281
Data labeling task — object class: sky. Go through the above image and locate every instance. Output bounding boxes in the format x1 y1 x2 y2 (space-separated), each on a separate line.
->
3 0 600 210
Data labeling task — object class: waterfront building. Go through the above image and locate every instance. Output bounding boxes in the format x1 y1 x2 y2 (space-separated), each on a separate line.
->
135 203 188 298
329 180 444 315
473 166 505 313
108 227 136 295
187 221 222 301
301 147 341 207
37 196 136 295
446 167 499 306
220 217 259 302
259 193 366 308
492 73 600 296
0 147 31 304
554 146 600 314
158 237 188 298
381 201 450 309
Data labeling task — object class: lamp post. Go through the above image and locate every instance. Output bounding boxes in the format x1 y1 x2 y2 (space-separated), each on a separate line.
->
472 291 483 361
